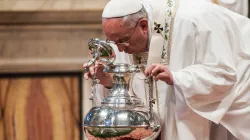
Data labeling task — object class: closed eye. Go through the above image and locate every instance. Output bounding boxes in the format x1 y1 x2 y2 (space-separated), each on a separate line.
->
118 37 130 43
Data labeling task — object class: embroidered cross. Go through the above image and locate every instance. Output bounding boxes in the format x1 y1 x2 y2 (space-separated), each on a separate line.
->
154 23 163 33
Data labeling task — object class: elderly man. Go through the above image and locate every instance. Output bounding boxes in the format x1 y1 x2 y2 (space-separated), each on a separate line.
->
84 0 250 139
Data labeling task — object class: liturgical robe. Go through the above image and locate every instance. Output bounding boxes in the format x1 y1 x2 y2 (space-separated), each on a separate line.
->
93 0 250 139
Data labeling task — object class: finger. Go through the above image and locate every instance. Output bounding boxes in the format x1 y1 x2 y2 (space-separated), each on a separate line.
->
89 66 95 75
95 66 105 78
95 61 100 68
151 65 164 76
83 63 89 68
145 64 157 76
152 64 168 76
83 63 91 73
155 72 174 85
84 72 91 80
155 73 170 83
95 63 105 73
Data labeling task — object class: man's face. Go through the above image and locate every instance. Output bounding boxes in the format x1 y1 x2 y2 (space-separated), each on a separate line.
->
102 18 149 54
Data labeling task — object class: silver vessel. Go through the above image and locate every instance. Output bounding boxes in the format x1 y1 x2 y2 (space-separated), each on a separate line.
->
83 38 161 140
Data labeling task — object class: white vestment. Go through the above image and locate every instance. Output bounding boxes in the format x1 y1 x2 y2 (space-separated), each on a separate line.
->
169 1 250 139
207 0 249 17
95 0 250 139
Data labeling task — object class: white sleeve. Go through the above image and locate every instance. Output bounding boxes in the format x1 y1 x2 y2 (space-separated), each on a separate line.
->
218 0 249 16
172 11 237 123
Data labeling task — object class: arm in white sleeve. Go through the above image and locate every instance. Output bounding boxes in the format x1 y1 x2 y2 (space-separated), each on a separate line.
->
172 10 237 123
218 0 249 17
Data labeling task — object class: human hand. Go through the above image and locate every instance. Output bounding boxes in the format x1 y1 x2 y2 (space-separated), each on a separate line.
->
83 61 113 87
144 64 173 85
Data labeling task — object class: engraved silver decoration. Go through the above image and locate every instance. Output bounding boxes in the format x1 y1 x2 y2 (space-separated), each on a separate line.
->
83 38 161 140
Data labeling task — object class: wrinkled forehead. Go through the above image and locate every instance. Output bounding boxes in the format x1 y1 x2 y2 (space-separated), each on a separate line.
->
102 18 130 39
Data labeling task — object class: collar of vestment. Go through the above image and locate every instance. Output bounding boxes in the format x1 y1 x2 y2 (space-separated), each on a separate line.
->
144 0 179 66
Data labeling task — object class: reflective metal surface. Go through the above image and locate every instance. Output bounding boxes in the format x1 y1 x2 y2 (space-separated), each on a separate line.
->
84 106 161 140
84 106 150 127
85 127 160 140
83 39 161 140
84 38 116 73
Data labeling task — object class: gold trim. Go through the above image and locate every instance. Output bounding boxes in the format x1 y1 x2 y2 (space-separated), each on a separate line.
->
212 0 218 4
166 0 179 66
154 0 180 120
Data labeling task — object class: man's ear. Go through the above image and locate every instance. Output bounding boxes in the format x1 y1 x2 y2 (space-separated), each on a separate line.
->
139 18 148 33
